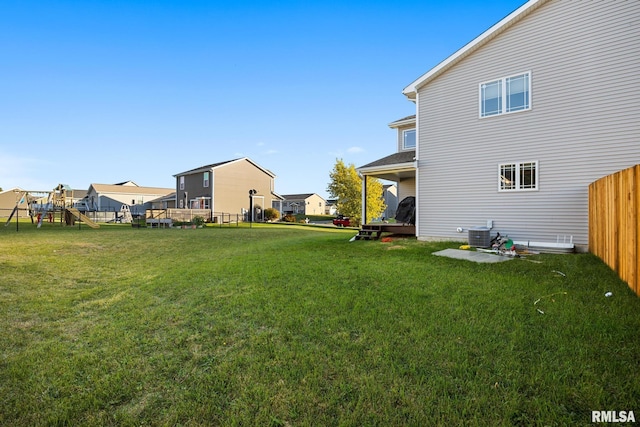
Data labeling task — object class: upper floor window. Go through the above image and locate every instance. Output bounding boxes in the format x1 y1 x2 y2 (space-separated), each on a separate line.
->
403 129 416 150
179 176 185 190
203 172 209 188
480 72 531 118
499 161 538 192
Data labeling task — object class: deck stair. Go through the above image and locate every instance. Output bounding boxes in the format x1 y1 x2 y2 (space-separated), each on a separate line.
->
355 224 384 240
354 223 416 241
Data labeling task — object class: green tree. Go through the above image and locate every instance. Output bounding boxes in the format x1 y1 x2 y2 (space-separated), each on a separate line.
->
327 159 386 226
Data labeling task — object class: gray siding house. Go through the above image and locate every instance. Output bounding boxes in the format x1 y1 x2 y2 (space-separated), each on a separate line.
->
361 0 640 250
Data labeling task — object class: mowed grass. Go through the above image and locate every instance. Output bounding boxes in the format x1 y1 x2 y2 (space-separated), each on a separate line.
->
1 221 639 426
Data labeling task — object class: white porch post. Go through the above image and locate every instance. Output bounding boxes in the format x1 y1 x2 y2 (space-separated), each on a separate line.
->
361 175 367 225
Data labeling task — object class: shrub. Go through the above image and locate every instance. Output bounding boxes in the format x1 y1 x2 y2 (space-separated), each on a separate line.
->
264 208 280 221
282 214 296 223
192 216 206 226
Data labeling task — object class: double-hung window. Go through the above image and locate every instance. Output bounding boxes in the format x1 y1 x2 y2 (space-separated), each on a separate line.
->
480 71 531 117
403 129 416 150
203 172 209 188
179 176 185 190
499 161 538 192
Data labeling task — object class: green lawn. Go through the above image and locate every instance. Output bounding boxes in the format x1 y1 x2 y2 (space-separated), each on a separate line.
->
1 222 639 426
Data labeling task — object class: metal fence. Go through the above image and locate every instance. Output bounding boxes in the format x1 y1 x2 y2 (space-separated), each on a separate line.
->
145 209 244 227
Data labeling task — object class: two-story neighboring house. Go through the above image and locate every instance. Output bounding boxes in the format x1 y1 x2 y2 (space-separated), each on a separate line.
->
174 157 282 221
360 0 640 251
279 193 327 216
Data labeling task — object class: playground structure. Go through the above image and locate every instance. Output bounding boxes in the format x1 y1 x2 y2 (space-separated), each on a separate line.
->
4 184 99 229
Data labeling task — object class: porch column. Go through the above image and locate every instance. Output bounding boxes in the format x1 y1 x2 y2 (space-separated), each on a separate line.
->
362 175 367 225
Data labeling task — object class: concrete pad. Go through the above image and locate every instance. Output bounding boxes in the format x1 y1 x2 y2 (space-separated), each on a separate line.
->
433 248 514 263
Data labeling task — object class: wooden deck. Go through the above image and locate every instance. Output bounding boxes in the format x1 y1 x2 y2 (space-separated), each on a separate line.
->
355 223 416 240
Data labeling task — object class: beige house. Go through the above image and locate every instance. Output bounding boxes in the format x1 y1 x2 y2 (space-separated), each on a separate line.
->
280 193 327 216
174 157 282 221
0 188 29 218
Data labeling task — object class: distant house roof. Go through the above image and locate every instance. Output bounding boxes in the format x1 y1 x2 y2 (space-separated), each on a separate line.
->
358 150 416 170
88 184 174 196
148 192 176 203
72 189 88 199
403 0 547 99
174 157 276 178
282 193 325 201
113 180 138 186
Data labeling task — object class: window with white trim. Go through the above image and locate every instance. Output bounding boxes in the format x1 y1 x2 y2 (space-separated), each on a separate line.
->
179 176 185 190
203 172 209 188
403 129 416 150
480 72 531 117
499 161 538 191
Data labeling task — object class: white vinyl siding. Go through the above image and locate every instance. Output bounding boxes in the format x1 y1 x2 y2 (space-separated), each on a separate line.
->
415 0 640 247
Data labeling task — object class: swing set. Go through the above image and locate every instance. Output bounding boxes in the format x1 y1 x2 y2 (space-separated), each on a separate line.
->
4 184 99 231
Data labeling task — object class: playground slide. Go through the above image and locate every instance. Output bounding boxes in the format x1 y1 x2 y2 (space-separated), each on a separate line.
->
66 208 100 229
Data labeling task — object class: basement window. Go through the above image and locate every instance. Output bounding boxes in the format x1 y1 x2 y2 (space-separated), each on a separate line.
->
499 161 538 191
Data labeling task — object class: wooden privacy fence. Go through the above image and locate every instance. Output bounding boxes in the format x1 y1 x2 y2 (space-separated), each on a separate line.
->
589 164 640 297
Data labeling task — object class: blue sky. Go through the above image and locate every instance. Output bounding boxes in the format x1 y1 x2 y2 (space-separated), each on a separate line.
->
1 0 525 198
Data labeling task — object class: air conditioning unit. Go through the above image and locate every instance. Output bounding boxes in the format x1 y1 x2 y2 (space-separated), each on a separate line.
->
468 227 491 248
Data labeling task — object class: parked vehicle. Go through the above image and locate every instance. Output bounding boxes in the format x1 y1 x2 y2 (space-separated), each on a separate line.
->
332 215 350 227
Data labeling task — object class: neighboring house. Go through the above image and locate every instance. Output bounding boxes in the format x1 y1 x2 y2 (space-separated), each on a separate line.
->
279 193 326 216
70 189 88 207
174 157 282 221
359 0 640 251
82 182 174 214
325 199 337 216
149 192 177 209
382 184 398 220
0 188 29 218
